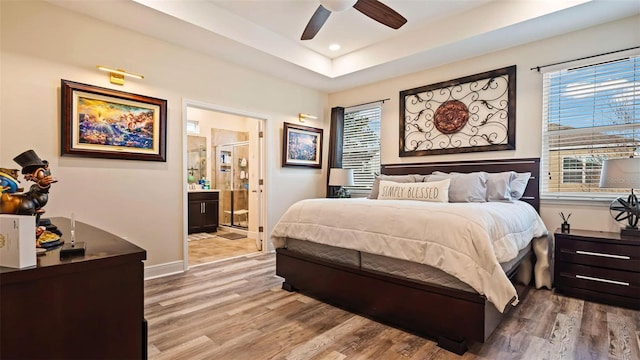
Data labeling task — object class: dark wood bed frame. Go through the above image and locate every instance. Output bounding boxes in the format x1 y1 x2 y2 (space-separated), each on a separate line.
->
276 158 541 355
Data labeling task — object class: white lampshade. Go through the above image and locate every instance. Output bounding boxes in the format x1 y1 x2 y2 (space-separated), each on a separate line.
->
329 168 354 187
599 158 640 189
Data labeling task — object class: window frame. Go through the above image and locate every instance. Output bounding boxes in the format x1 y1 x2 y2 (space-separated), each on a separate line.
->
541 53 639 201
341 103 382 196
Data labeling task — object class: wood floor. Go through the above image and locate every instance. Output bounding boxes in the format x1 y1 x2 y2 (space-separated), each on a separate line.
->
188 232 259 266
145 253 640 360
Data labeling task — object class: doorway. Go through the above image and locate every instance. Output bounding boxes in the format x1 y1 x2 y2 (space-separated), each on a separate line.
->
182 99 268 269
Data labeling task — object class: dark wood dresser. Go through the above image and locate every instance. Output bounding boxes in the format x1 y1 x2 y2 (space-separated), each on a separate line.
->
0 217 147 359
554 228 639 309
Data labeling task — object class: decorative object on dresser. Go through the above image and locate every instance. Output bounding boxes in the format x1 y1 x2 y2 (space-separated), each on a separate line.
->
560 212 571 233
554 228 639 310
61 79 167 162
282 122 323 168
599 157 640 237
2 150 55 216
399 65 516 157
328 168 354 198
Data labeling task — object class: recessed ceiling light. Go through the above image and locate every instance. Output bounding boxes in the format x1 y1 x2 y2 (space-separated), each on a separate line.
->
329 44 341 51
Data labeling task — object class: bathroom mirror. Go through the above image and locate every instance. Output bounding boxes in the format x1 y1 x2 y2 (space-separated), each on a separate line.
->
187 135 206 182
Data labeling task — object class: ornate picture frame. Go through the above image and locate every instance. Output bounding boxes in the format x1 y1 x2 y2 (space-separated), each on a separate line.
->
61 79 167 161
399 65 516 157
282 122 323 168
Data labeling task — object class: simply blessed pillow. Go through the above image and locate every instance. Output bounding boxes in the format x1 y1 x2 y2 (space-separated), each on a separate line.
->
377 179 450 202
367 174 425 199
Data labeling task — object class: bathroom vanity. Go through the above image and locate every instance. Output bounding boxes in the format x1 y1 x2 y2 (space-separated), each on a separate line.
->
188 190 219 234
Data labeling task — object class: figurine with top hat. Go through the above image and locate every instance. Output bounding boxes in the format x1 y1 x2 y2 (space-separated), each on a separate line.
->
0 150 56 223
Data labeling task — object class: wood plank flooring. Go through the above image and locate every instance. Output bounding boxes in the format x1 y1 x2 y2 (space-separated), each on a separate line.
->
145 253 640 360
188 233 259 266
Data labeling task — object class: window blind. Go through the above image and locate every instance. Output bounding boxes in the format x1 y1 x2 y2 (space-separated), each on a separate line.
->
342 104 381 190
541 55 639 198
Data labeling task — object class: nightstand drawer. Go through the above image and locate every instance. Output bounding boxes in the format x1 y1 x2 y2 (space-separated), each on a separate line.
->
556 262 639 299
555 237 640 272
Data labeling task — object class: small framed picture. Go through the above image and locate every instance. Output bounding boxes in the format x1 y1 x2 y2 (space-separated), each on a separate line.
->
61 79 167 161
282 122 323 168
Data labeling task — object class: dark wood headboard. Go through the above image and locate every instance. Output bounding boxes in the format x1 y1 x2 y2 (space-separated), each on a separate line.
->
381 158 540 213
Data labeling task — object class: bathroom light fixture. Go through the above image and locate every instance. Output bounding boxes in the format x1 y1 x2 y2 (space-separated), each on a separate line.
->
298 113 317 122
96 65 144 85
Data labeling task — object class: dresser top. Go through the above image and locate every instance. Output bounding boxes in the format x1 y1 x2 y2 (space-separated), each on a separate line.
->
0 217 146 281
555 228 640 246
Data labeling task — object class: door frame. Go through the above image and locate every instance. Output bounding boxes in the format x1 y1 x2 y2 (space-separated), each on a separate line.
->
182 98 270 271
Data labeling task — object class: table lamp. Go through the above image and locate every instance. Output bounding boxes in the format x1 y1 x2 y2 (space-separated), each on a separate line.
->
599 157 640 237
329 168 354 198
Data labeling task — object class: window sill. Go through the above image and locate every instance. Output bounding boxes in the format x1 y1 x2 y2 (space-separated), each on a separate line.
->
541 195 615 208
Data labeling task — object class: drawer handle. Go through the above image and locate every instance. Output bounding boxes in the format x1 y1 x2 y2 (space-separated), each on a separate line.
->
575 250 630 260
575 274 629 286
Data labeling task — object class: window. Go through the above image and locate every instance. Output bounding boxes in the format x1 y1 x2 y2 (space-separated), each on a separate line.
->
542 54 640 198
186 120 199 134
561 156 601 184
342 104 381 192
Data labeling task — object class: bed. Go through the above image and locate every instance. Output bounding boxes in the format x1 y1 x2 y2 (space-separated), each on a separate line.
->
272 158 550 354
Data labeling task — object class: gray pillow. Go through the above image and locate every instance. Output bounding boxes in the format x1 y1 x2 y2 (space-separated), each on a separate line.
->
484 171 532 201
368 174 425 199
486 172 515 202
430 171 488 202
510 172 531 200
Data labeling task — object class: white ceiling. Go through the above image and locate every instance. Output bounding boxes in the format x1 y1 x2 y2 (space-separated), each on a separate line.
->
48 0 640 92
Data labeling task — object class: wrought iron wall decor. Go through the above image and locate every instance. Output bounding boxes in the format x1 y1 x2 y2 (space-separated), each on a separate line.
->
399 65 516 157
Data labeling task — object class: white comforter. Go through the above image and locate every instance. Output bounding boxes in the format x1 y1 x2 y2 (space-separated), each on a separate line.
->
271 198 549 313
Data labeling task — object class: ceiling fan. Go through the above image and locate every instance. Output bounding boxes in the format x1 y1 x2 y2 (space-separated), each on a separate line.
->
301 0 407 40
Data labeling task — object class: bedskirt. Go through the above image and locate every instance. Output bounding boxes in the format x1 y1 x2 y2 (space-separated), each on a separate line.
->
281 235 552 309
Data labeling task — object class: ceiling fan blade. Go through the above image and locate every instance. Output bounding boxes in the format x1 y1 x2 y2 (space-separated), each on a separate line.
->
301 5 332 40
353 0 407 29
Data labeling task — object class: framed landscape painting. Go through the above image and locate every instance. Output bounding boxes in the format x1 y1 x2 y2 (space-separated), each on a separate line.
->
61 79 167 161
282 122 323 168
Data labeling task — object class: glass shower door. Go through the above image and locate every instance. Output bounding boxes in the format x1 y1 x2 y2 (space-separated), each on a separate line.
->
217 142 249 230
218 145 233 227
232 143 249 229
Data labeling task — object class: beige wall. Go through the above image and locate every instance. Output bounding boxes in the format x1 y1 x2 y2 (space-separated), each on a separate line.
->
328 15 640 234
0 1 328 269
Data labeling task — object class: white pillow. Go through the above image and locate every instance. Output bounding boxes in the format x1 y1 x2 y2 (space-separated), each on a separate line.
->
378 179 450 202
367 174 423 199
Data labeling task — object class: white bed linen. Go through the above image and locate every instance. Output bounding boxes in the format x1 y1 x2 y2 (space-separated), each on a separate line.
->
271 198 548 313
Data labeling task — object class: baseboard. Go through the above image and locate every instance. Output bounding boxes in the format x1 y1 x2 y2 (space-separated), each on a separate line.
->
144 260 184 280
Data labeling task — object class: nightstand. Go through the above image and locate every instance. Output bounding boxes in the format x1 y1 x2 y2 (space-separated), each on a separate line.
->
554 228 639 309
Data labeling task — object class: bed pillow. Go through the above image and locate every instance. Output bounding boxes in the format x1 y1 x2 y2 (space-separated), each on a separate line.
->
377 179 450 202
484 171 532 201
510 172 531 200
429 171 488 202
367 174 425 199
485 171 515 202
